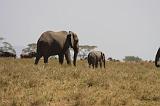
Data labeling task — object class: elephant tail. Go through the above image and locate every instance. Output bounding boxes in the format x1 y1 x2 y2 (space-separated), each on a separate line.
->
88 53 91 64
36 40 43 56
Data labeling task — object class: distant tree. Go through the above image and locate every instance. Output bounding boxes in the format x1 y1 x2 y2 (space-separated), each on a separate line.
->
0 37 16 54
0 37 4 41
22 43 37 54
27 43 37 51
123 56 142 62
0 37 4 46
0 37 3 51
3 42 13 48
79 45 97 50
22 48 30 54
78 45 97 59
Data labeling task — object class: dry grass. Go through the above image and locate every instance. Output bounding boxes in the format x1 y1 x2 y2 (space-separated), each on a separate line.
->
0 58 160 106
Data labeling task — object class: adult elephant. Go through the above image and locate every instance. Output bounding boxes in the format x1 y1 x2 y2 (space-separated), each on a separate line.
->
35 31 79 66
88 51 105 68
155 48 160 67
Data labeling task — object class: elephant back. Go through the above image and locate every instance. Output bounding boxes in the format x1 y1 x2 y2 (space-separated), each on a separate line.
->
88 52 96 63
89 51 105 61
39 31 67 42
94 51 102 57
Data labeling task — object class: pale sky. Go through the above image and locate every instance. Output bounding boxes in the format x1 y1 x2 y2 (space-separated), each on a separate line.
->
0 0 160 60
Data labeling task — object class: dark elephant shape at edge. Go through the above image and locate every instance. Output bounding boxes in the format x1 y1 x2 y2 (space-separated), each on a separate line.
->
155 48 160 67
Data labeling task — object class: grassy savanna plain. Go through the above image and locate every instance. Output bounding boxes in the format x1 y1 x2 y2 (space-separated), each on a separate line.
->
0 58 160 106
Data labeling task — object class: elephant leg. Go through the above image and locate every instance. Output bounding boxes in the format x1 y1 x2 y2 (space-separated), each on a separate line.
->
44 56 49 64
35 54 42 65
95 61 98 68
100 60 102 68
65 49 71 65
88 62 92 68
89 63 91 68
59 54 64 64
103 60 106 68
92 63 95 69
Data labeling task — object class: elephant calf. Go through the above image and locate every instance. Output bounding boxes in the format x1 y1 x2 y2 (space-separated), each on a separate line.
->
88 51 105 68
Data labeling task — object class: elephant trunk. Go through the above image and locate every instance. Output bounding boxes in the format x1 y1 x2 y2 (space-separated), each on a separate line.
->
73 51 78 66
103 60 106 68
101 52 106 68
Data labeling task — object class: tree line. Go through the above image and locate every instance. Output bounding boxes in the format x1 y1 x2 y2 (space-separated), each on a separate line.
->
0 37 98 59
0 37 145 62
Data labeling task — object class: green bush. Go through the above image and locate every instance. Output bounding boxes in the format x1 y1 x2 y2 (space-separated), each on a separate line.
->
123 56 142 62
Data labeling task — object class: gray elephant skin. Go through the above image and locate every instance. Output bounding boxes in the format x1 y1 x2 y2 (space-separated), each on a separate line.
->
35 31 79 66
88 51 105 68
155 48 160 67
